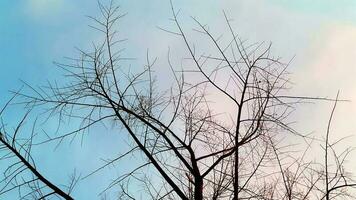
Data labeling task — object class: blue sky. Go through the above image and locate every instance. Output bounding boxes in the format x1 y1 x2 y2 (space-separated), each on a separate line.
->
1 0 356 199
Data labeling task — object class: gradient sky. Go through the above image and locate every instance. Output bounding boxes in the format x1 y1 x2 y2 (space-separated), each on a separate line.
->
1 0 356 199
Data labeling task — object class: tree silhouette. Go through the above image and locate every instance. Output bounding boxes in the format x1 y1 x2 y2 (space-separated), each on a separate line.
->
1 1 355 200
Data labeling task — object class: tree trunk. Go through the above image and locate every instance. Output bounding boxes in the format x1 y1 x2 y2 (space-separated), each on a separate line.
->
234 148 239 200
194 177 203 200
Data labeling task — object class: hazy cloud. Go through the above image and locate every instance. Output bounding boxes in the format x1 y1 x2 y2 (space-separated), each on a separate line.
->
25 0 64 18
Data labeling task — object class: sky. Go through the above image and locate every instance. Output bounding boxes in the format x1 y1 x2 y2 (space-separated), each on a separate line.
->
1 0 356 199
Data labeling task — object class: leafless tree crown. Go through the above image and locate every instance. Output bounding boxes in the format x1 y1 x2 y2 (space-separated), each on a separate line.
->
1 1 355 200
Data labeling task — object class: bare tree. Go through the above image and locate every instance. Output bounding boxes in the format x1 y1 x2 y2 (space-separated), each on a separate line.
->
321 92 356 200
0 94 76 200
1 1 355 200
